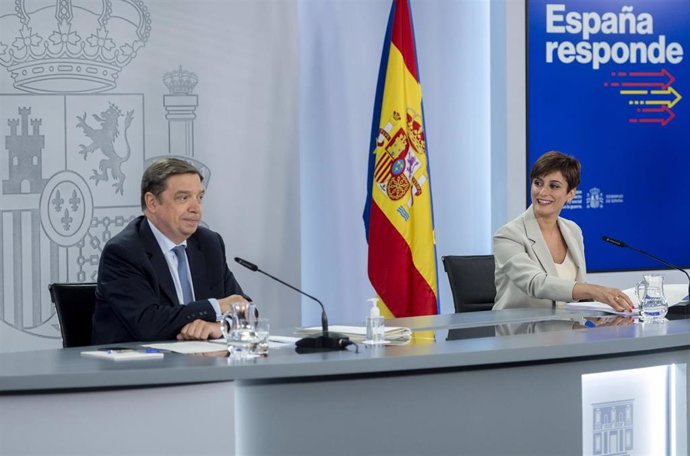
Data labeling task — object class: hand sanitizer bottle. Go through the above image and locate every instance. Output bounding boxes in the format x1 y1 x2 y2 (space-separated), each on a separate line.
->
366 298 385 345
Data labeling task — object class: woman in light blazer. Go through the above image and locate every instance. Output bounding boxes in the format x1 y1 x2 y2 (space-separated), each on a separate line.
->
492 151 635 311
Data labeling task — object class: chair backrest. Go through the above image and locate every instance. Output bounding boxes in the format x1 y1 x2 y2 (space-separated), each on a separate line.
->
49 282 97 347
442 255 496 313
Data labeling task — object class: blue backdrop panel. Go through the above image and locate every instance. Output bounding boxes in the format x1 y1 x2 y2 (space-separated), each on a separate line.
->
528 0 690 271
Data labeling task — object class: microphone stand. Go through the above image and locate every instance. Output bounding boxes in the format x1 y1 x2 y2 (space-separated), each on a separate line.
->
234 258 350 352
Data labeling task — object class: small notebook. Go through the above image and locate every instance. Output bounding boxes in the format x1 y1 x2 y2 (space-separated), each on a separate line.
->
81 349 164 361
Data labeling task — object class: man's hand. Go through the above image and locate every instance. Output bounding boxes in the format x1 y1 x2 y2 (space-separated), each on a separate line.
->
177 319 222 340
219 294 250 315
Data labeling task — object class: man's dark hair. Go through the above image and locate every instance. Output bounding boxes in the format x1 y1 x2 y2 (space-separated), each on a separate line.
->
141 158 203 210
530 151 581 191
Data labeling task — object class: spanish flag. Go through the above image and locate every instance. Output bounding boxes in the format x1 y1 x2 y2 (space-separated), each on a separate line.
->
363 0 438 322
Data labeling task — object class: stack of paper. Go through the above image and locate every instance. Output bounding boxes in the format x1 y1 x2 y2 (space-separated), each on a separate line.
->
296 325 412 342
564 283 688 315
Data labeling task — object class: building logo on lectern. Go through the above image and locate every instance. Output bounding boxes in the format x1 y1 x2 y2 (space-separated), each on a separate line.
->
592 399 634 456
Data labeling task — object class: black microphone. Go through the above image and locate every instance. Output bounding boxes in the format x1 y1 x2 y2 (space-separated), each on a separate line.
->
234 257 350 352
601 236 690 310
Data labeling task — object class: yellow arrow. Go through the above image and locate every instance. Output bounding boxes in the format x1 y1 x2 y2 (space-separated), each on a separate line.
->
620 86 682 108
650 86 682 108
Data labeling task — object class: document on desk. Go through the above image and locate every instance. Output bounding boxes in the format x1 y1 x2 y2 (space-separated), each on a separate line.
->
564 301 639 315
296 325 412 342
143 341 227 354
208 337 300 348
143 337 299 354
564 284 688 315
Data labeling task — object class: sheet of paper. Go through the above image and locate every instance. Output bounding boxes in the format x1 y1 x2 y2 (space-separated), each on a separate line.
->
143 341 226 354
296 325 412 341
268 335 300 345
208 336 298 348
564 301 638 315
564 283 688 315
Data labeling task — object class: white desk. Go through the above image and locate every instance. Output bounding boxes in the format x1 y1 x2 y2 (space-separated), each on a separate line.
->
1 309 689 455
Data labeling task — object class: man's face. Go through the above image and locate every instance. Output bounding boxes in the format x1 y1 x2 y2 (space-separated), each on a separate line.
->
145 173 204 244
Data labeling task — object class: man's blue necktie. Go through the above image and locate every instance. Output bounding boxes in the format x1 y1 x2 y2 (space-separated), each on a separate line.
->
172 245 193 304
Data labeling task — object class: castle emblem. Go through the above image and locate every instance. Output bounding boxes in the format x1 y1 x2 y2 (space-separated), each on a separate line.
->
3 106 48 194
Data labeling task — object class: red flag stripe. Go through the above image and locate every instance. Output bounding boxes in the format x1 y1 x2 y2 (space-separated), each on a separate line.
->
390 0 419 83
367 202 437 317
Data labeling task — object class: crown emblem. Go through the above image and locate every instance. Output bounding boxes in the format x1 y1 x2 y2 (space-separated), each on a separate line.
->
0 0 151 93
163 66 198 95
406 109 425 155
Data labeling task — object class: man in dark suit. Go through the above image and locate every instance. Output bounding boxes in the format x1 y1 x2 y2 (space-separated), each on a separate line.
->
92 158 249 344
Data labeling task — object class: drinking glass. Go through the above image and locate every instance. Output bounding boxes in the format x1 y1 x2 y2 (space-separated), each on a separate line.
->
220 303 260 359
254 318 270 356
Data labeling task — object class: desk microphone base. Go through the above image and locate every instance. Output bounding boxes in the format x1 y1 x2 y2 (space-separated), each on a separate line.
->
295 332 350 353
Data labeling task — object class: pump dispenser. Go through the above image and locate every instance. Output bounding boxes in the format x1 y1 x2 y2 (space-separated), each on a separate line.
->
365 297 385 345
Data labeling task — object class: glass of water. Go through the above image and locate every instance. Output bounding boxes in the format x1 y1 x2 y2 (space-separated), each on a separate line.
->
254 318 270 356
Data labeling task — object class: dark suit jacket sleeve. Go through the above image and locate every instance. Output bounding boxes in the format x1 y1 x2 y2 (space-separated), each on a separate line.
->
96 239 219 341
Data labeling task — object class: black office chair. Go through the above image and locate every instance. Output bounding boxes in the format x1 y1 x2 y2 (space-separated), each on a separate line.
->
49 282 97 347
442 255 496 313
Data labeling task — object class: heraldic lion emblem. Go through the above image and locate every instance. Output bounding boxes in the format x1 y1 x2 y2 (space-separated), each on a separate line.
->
76 103 134 195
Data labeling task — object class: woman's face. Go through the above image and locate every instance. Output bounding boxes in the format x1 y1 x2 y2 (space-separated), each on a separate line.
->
531 170 576 220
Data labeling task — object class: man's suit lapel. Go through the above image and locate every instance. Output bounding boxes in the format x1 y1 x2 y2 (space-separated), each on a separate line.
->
523 206 558 276
139 219 179 305
186 234 209 300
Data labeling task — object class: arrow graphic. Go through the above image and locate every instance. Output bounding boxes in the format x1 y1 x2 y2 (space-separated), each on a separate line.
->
604 68 681 126
604 68 675 90
629 105 676 127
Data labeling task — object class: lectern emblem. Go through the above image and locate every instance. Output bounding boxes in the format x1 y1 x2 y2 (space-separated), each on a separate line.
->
592 400 634 455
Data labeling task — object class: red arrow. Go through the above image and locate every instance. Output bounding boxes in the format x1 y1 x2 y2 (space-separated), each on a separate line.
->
604 68 675 90
628 105 675 126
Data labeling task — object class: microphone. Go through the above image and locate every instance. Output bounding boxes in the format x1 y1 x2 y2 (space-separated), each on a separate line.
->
234 257 350 352
601 236 690 310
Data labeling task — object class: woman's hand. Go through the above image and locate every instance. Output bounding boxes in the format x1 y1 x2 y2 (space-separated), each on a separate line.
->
573 283 636 312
